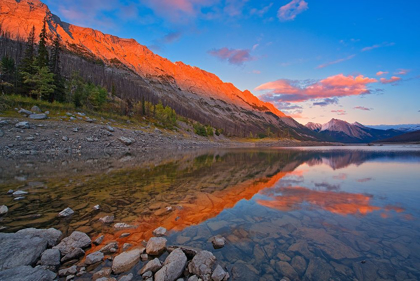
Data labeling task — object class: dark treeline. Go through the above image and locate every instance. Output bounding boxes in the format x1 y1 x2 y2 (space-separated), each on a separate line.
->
0 24 295 137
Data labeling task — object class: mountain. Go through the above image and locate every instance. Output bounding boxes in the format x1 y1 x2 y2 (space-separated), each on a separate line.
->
306 118 404 143
0 0 314 138
305 122 322 132
375 130 420 143
367 124 420 132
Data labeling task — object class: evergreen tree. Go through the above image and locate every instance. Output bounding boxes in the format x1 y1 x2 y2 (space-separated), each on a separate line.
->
49 33 65 102
0 56 16 94
36 17 49 68
19 26 36 96
22 66 56 100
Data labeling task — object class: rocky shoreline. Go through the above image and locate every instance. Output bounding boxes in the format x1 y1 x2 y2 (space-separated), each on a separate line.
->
0 226 231 281
0 107 334 156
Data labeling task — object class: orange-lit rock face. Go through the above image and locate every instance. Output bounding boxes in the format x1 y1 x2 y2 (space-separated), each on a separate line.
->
87 170 288 254
0 0 289 121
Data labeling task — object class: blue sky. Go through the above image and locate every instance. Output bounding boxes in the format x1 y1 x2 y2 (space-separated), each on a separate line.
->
43 0 420 125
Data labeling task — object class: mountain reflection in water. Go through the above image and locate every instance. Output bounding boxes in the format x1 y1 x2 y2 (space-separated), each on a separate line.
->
1 146 420 280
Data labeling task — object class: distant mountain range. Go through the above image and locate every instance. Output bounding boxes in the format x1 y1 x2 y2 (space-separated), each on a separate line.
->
366 124 420 132
305 119 406 143
375 130 420 143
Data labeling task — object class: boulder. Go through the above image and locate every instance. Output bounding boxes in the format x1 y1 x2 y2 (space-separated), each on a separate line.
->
112 248 142 274
118 137 134 146
53 231 91 256
61 247 85 263
146 237 167 255
58 207 74 217
29 114 48 120
15 121 30 129
139 258 162 275
18 108 33 116
40 249 61 267
277 261 299 280
99 241 119 254
187 251 216 281
0 205 8 215
210 236 226 249
31 106 42 113
86 251 104 265
153 226 167 237
0 265 56 281
211 264 228 281
92 267 112 280
16 228 62 247
0 230 61 270
99 216 115 224
58 265 77 276
155 248 187 281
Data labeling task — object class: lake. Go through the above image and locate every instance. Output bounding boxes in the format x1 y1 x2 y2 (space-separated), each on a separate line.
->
1 145 420 280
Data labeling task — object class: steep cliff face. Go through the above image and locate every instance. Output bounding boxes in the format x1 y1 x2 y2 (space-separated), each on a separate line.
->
0 0 310 136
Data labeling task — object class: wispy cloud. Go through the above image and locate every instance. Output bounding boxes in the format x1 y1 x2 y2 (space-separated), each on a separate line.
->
331 109 347 115
250 3 273 17
256 74 378 103
277 0 308 22
380 76 401 84
354 106 372 111
162 31 182 43
208 47 256 65
317 54 356 69
376 71 388 76
395 69 410 75
313 97 339 107
361 42 395 52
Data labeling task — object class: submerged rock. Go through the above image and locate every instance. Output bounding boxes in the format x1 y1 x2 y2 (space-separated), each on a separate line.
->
0 205 8 215
210 235 226 249
155 248 187 281
0 265 56 281
153 226 167 237
146 237 167 255
112 248 142 274
58 207 74 217
53 231 91 256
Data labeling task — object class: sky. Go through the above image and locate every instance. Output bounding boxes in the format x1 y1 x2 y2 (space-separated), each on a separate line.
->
42 0 420 125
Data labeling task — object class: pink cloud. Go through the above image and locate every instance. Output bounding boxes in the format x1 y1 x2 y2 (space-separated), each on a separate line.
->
395 69 410 75
278 0 308 21
331 110 347 115
380 76 401 84
317 54 356 69
255 74 378 103
250 3 273 17
361 42 395 52
208 48 256 65
354 106 372 111
376 71 388 76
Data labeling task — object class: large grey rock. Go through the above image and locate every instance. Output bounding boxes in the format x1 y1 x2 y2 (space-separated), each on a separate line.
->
0 205 8 215
187 251 216 281
0 233 47 270
53 231 91 256
155 248 187 281
61 247 85 263
139 258 162 275
146 237 167 255
112 248 142 274
0 265 56 281
58 265 77 276
86 251 104 265
18 108 33 116
40 249 61 267
211 264 228 281
29 113 48 120
16 228 62 247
